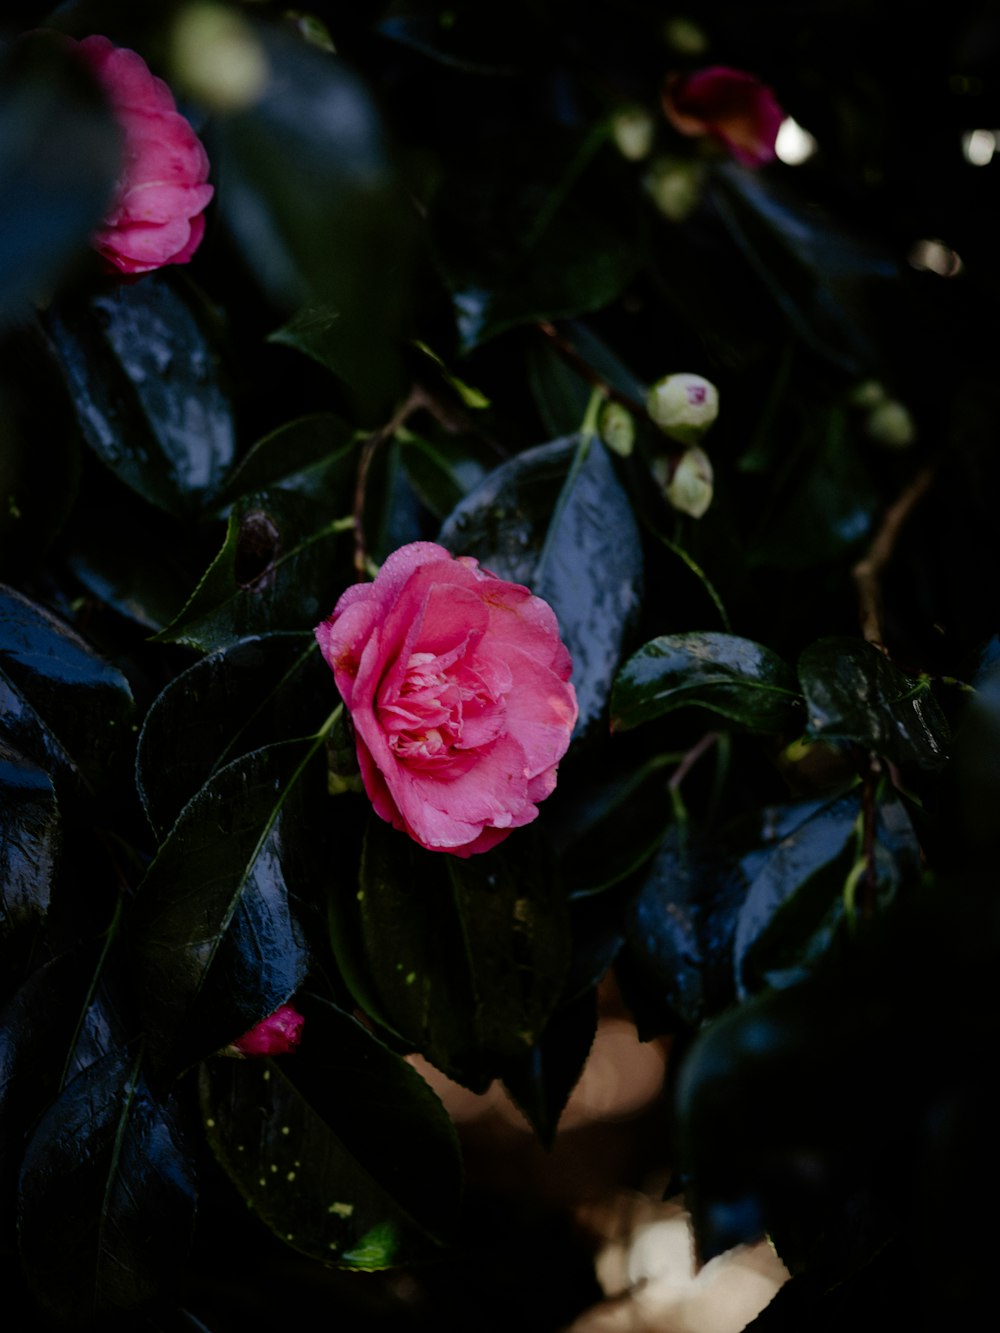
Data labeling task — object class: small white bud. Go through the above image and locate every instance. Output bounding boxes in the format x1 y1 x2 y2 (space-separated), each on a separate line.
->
611 106 655 161
170 3 270 111
644 156 704 222
647 372 719 444
865 399 916 449
599 402 635 457
661 446 714 519
663 16 709 55
848 379 887 409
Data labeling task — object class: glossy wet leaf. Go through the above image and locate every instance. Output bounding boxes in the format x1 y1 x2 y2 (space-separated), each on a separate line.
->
799 637 950 770
333 817 570 1091
0 33 120 328
200 995 462 1267
438 435 643 735
0 742 58 940
130 741 319 1069
734 789 922 1000
611 632 800 734
0 585 133 790
136 634 325 842
42 274 236 519
17 1047 197 1325
617 828 742 1036
157 490 352 654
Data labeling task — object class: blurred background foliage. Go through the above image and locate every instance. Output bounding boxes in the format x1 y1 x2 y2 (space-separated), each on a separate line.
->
3 1 1000 1329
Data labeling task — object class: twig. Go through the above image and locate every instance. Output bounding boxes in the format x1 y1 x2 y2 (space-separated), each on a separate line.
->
852 463 936 653
669 731 720 792
352 384 429 575
537 321 648 418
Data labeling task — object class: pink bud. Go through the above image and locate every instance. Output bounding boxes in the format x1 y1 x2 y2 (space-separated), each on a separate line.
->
228 1004 304 1057
662 66 783 168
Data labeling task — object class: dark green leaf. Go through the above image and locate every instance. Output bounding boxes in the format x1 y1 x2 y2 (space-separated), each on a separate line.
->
397 431 491 522
200 995 462 1267
217 27 413 421
432 131 637 353
738 792 920 997
544 756 673 897
439 435 643 735
0 33 120 327
136 634 325 841
332 817 569 1091
0 584 133 789
799 637 950 769
499 988 597 1147
525 336 592 439
611 632 800 734
0 742 58 940
617 828 742 1036
157 491 352 653
130 741 319 1068
42 274 236 519
710 164 896 374
217 413 359 507
17 1047 197 1325
748 406 879 571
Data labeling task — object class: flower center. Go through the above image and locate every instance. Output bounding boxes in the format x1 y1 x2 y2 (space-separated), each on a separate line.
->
377 648 507 773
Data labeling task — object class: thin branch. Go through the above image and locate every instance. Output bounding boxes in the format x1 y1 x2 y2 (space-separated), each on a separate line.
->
852 463 936 653
537 321 648 418
352 384 429 575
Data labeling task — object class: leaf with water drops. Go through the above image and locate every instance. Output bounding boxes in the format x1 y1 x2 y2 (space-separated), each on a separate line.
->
41 273 236 520
17 1046 197 1325
611 632 801 734
798 637 949 770
130 741 319 1070
200 995 462 1268
439 435 643 736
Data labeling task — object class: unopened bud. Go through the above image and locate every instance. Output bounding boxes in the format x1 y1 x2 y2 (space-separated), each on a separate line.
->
663 16 709 56
223 1004 305 1057
668 446 713 517
644 155 704 221
653 446 714 518
848 379 887 409
865 399 916 449
170 2 270 111
611 106 655 161
599 401 635 457
647 372 719 444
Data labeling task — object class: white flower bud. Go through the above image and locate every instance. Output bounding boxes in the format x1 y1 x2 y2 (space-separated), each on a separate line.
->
599 402 635 457
663 16 709 55
665 446 714 518
644 156 704 222
611 106 655 161
865 399 916 449
170 3 270 111
647 372 719 444
848 379 887 409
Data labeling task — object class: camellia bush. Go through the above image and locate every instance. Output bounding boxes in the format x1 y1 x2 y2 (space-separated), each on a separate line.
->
3 1 1000 1328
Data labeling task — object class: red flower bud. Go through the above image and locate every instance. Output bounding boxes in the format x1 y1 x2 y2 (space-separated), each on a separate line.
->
228 1004 305 1057
662 66 783 168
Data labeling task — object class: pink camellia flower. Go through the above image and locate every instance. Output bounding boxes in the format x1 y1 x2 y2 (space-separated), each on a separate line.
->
316 542 578 857
72 35 214 274
662 66 783 168
228 1004 305 1057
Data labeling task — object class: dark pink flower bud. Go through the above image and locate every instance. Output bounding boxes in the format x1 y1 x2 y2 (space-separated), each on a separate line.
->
70 35 214 274
662 66 783 168
228 1004 304 1057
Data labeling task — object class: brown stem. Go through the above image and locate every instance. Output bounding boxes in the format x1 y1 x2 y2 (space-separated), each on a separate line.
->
537 321 648 418
852 463 936 654
669 731 720 791
352 384 429 575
